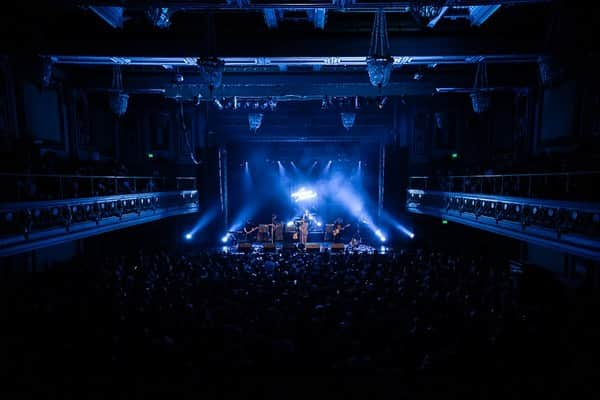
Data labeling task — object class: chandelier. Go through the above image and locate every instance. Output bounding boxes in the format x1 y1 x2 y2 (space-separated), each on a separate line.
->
366 9 394 88
341 112 356 130
470 62 491 114
248 113 264 132
109 66 129 116
197 57 225 90
146 7 173 29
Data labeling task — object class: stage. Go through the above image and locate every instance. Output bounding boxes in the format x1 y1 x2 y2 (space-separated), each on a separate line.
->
221 241 388 255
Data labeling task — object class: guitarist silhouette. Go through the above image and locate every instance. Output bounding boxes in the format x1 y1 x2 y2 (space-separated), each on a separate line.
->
243 220 258 241
332 220 350 242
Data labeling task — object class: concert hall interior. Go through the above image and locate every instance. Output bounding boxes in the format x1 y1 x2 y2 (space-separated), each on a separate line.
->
1 0 600 395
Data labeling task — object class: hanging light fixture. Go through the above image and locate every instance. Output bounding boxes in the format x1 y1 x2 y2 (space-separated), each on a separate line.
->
197 57 225 91
470 62 491 114
341 112 356 130
109 65 128 116
366 9 394 88
248 113 263 132
146 7 173 29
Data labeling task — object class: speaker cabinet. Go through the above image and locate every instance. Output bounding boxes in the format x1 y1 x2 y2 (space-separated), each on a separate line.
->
263 243 276 252
331 243 345 252
237 242 252 253
305 243 321 253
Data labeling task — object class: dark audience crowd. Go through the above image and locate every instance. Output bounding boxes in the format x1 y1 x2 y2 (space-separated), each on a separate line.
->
4 245 591 396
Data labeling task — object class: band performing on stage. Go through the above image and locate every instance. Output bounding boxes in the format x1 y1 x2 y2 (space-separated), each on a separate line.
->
232 211 365 250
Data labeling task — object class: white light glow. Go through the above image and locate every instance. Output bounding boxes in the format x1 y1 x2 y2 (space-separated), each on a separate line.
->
291 187 317 202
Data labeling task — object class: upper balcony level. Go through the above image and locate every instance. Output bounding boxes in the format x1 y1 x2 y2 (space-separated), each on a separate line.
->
0 173 199 257
407 172 600 261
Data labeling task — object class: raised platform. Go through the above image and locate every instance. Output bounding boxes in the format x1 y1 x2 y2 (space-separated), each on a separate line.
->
224 241 386 255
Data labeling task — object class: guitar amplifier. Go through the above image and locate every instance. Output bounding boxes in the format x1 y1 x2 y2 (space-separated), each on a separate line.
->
263 242 276 252
331 243 345 252
305 243 321 253
237 243 252 253
283 243 297 251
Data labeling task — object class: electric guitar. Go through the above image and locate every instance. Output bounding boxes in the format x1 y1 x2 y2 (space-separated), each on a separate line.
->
333 224 351 236
243 226 259 235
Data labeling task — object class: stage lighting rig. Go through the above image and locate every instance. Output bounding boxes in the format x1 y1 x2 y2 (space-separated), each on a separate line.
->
377 96 388 110
341 112 356 130
248 113 264 132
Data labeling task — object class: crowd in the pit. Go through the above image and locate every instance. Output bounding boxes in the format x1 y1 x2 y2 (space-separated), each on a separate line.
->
2 247 567 383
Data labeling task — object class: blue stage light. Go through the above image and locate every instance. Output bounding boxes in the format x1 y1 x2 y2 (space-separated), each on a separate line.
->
185 233 192 240
221 234 229 243
287 220 294 227
375 229 386 242
317 221 322 227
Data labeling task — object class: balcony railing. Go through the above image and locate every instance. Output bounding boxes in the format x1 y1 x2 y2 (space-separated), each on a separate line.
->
409 171 600 202
407 172 600 260
0 173 197 203
0 174 199 256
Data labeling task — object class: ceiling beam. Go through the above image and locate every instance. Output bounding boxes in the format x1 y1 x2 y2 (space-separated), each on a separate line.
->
73 1 550 11
49 54 540 67
88 6 125 28
427 6 449 28
468 5 502 26
64 66 537 98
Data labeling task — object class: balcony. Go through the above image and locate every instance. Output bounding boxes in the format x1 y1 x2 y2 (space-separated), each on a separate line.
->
0 174 199 257
407 172 600 261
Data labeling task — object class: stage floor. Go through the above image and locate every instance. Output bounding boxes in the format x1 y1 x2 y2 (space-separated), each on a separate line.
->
221 241 389 255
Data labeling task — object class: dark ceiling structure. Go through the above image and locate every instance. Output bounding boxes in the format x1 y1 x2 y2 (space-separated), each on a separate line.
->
2 1 594 106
